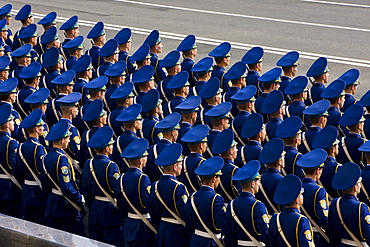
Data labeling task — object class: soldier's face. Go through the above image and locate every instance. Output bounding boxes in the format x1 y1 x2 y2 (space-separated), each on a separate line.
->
174 161 182 177
135 119 143 130
35 125 44 136
61 136 70 149
7 119 14 132
5 16 12 26
71 28 79 38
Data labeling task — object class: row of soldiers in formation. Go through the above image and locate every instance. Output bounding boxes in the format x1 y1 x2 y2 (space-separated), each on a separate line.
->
1 3 370 247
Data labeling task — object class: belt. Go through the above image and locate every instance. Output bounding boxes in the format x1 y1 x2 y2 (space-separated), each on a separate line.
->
0 174 10 179
237 240 266 246
194 229 221 239
341 239 368 246
161 217 182 225
127 212 150 219
52 188 63 195
24 180 38 186
95 196 116 203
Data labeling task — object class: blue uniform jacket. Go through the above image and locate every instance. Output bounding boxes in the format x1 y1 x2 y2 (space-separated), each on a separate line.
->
305 83 325 106
105 84 119 113
266 117 283 140
150 53 167 83
79 126 100 167
181 58 198 87
176 122 192 156
231 111 250 148
195 104 214 128
96 61 113 78
341 94 356 113
321 156 342 199
327 106 342 129
85 46 104 71
255 93 269 123
283 146 303 178
163 96 185 117
246 70 262 95
223 87 240 118
359 165 370 207
118 51 136 74
212 65 230 92
111 130 138 173
235 140 262 168
142 115 161 146
205 129 221 159
337 133 366 165
40 70 61 99
178 153 204 194
9 65 26 90
15 85 36 118
146 138 172 182
158 75 174 103
108 105 126 137
215 159 241 203
65 56 77 71
299 126 322 154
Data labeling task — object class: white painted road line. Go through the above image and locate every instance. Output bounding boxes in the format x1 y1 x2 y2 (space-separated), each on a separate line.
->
300 0 370 8
114 0 370 33
12 10 370 68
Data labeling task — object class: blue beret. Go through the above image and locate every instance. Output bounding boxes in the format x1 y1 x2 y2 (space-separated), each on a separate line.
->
110 81 134 100
114 28 132 44
71 55 92 73
284 76 309 95
42 47 61 68
51 70 75 86
259 67 282 84
82 99 106 122
167 71 190 89
15 4 32 21
338 69 360 86
177 35 196 52
45 119 71 141
199 77 222 99
140 89 161 112
25 88 50 105
160 50 181 68
359 140 370 153
87 22 105 39
259 138 285 164
297 149 327 169
232 160 261 183
241 47 264 64
339 104 365 127
358 90 370 107
0 77 17 95
175 95 201 113
41 26 59 44
0 104 13 125
276 51 299 67
208 42 231 58
224 61 247 80
155 143 183 166
156 112 181 132
262 90 284 114
321 79 345 99
231 85 256 103
332 162 361 190
132 65 154 84
241 113 264 138
212 129 237 155
0 56 10 71
0 4 12 18
130 44 150 63
121 138 149 160
56 92 82 106
312 125 339 150
303 100 330 117
191 57 214 74
275 116 302 139
87 126 114 149
98 39 119 57
84 76 108 91
205 102 232 119
274 174 303 205
105 61 127 77
63 36 84 50
195 156 224 177
116 104 142 123
20 108 43 129
181 124 209 143
19 62 42 79
143 30 161 47
0 19 6 32
37 12 57 26
18 23 37 40
306 57 329 77
10 44 32 58
60 16 79 31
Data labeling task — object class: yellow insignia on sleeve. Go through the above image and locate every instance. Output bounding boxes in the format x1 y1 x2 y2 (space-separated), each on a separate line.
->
146 186 151 193
228 81 232 88
73 136 81 144
113 173 120 180
63 176 70 183
9 35 13 40
61 166 69 175
323 209 328 217
262 214 269 224
43 131 48 138
319 200 327 209
157 133 163 140
222 206 226 213
15 119 21 125
304 230 312 241
365 215 370 224
182 195 188 204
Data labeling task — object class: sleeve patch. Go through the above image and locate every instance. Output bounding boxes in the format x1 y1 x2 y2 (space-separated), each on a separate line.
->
262 214 269 224
146 185 151 193
73 136 81 144
63 176 70 183
304 230 312 241
182 195 188 204
61 166 69 175
113 173 120 180
319 199 327 209
15 119 21 125
365 215 370 224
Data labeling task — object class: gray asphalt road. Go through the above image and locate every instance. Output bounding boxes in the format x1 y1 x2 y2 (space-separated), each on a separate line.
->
6 0 370 96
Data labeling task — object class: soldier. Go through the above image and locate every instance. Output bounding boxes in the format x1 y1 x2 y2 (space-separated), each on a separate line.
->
189 57 214 98
208 42 231 92
114 28 135 75
284 75 309 125
128 44 151 84
39 26 61 60
9 44 32 90
18 24 39 62
82 126 121 246
118 138 157 247
40 47 63 98
60 16 80 59
0 4 13 50
150 143 189 247
96 39 119 78
226 160 269 247
143 29 166 83
0 19 11 57
212 129 241 204
261 90 285 140
305 57 329 106
132 65 156 104
358 140 370 207
13 4 34 50
85 22 106 71
104 60 127 113
185 156 226 247
163 71 190 116
241 46 264 95
338 69 360 112
34 12 57 56
71 54 93 104
43 119 85 236
177 34 198 87
17 109 47 225
328 162 370 246
269 174 315 246
62 35 84 70
358 90 370 139
0 55 10 82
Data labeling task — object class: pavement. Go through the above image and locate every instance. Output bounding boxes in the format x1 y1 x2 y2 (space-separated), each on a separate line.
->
6 0 370 96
